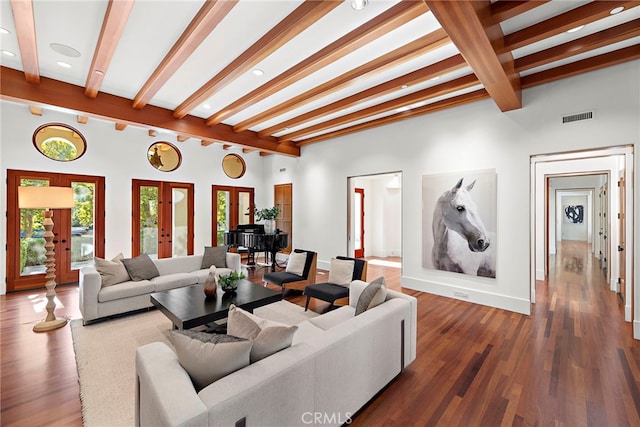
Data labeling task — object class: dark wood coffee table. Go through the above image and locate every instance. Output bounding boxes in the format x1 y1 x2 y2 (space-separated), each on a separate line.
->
150 280 282 330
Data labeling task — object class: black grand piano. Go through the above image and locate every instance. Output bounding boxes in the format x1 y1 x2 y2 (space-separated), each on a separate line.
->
224 224 288 272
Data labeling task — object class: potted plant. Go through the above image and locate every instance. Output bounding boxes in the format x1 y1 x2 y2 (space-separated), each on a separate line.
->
218 271 246 293
254 206 280 234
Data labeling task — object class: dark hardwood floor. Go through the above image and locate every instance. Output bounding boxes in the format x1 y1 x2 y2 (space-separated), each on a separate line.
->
1 246 638 426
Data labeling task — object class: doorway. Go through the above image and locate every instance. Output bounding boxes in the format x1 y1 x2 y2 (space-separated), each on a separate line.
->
348 172 402 268
6 169 105 291
213 185 255 246
132 179 194 258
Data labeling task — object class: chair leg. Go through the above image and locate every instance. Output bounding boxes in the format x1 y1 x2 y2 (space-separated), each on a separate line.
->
304 296 311 311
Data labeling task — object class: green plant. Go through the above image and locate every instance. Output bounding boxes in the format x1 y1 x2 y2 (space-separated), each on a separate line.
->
254 206 280 221
219 271 246 291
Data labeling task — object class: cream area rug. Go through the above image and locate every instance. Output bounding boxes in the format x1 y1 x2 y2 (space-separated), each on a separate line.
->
70 300 318 427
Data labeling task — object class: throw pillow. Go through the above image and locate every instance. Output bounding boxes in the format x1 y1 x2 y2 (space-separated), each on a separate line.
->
171 330 252 391
121 253 160 281
328 258 355 286
227 304 298 363
285 251 307 276
93 253 130 287
201 246 228 269
355 276 387 316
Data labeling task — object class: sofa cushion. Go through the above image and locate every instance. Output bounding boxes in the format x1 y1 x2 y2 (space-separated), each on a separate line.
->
227 304 298 363
201 246 228 269
93 253 130 287
328 258 354 286
122 254 160 281
355 276 387 316
170 330 252 391
308 305 355 330
291 320 324 345
151 272 197 292
98 280 154 303
153 255 203 276
285 251 307 275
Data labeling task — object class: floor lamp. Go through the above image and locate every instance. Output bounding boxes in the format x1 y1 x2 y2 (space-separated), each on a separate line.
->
18 186 75 332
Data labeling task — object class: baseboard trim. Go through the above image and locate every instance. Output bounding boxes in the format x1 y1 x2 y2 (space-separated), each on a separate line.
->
634 320 640 340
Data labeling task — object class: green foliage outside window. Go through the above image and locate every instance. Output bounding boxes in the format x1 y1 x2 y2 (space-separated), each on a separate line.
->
41 138 77 161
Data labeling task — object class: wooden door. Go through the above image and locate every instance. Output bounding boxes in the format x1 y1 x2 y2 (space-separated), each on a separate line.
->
354 188 365 258
6 170 105 291
213 186 254 246
274 183 292 253
618 176 626 303
132 180 194 258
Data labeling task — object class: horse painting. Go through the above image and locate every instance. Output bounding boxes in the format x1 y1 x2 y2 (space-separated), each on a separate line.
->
431 177 496 278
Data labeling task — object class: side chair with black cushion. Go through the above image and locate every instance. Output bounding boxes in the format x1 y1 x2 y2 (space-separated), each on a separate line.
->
263 249 317 295
303 256 368 311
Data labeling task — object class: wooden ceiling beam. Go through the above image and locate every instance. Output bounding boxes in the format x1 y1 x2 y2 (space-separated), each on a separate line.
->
9 0 39 83
515 18 640 73
521 44 640 89
29 105 41 116
425 1 521 112
148 130 157 137
84 0 135 98
233 28 451 133
281 74 479 143
261 54 467 138
297 89 490 146
133 0 238 110
174 0 340 119
177 135 189 142
503 1 640 52
77 115 88 124
490 1 549 23
115 123 127 131
0 66 299 156
205 0 429 126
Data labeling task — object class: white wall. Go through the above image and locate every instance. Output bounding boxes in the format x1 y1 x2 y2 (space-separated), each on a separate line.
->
264 60 639 317
0 103 268 294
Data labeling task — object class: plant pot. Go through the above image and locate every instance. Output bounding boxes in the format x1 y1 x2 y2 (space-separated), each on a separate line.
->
264 219 276 234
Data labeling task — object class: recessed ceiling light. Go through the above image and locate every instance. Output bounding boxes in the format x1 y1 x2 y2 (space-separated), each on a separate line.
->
1 50 15 57
0 27 10 35
202 103 211 109
610 6 624 14
351 0 368 10
430 76 440 81
94 70 104 75
401 84 408 89
396 106 410 113
567 25 584 34
252 69 264 76
56 61 71 68
50 42 81 58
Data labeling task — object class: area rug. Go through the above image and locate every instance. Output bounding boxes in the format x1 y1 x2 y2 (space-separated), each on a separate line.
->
70 301 318 427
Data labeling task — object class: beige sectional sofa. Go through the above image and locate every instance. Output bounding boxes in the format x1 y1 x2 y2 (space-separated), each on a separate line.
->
135 280 417 426
79 253 241 325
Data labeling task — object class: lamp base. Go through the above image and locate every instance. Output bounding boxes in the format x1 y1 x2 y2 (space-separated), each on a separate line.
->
33 317 68 332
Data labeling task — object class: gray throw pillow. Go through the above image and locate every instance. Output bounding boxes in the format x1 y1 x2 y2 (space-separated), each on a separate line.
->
227 304 298 363
355 276 387 316
171 330 252 391
201 246 228 269
93 253 130 287
121 253 160 281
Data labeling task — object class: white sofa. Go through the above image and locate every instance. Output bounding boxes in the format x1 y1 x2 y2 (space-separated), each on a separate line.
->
79 253 241 325
135 280 417 427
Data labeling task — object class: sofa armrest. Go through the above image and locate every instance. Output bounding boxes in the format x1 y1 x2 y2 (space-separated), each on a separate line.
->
79 267 102 324
136 342 207 427
226 252 241 274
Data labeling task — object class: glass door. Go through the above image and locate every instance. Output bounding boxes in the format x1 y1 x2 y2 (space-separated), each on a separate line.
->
354 188 365 258
132 180 194 258
6 170 105 291
213 186 254 246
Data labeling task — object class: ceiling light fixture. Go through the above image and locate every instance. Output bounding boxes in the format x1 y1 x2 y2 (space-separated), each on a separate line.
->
430 76 440 81
49 43 81 58
0 27 10 35
56 61 71 68
252 68 264 76
2 50 15 57
202 103 211 109
610 6 624 14
351 0 368 10
567 25 584 33
401 84 408 89
396 106 410 113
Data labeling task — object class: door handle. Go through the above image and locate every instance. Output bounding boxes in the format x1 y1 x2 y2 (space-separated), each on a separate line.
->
618 246 624 252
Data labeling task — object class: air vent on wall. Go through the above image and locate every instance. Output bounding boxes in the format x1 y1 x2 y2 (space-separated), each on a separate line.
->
562 110 594 124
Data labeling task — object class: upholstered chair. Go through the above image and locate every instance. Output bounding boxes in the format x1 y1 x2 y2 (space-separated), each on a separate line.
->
263 249 317 295
303 256 367 311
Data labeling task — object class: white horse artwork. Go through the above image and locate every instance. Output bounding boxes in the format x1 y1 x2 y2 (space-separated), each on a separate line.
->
431 177 496 278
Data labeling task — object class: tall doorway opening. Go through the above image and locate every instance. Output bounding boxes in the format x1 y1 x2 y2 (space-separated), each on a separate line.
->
348 172 402 270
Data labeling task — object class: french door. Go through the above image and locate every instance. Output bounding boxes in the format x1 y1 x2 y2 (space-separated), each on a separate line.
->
213 186 254 246
274 183 293 253
6 170 105 291
132 180 194 258
354 188 365 258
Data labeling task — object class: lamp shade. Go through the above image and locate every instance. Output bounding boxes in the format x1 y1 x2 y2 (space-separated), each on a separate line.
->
18 186 75 209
